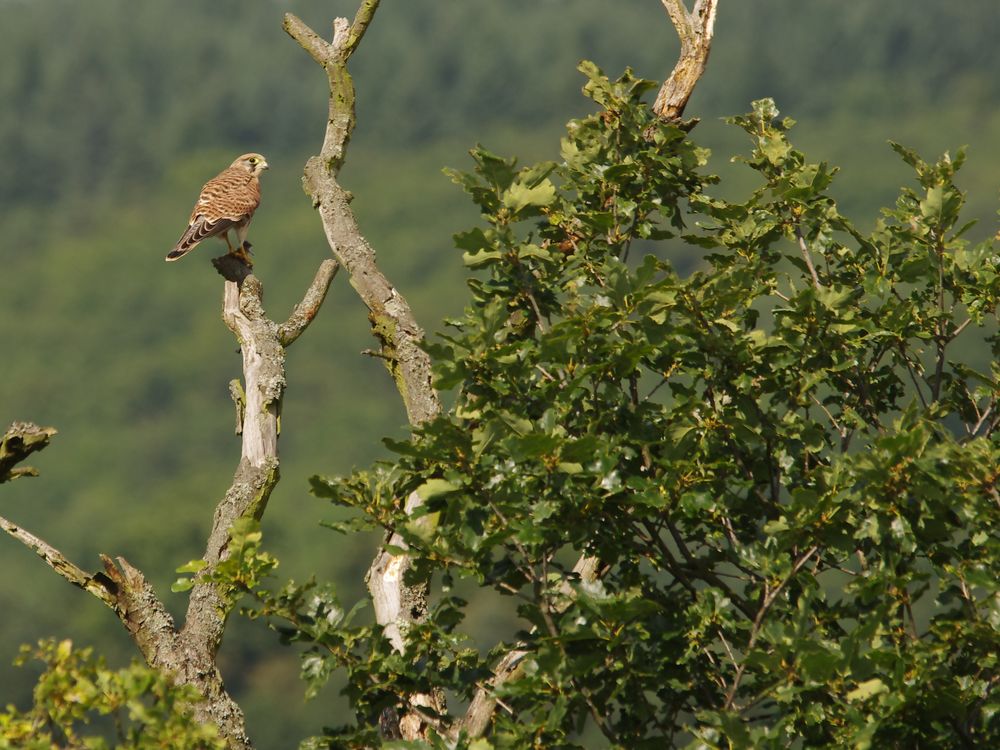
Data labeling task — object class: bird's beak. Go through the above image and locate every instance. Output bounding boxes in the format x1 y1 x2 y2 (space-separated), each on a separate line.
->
262 161 270 171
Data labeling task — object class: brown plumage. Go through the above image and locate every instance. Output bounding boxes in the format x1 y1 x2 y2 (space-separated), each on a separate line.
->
166 153 269 262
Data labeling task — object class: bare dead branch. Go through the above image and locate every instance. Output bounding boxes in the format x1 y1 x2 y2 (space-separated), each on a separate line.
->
661 0 696 44
286 11 438 427
0 417 254 746
0 422 57 483
278 259 339 346
345 0 380 58
654 0 718 120
282 13 332 66
0 514 118 609
176 257 333 746
286 3 445 739
0 250 335 750
183 258 336 659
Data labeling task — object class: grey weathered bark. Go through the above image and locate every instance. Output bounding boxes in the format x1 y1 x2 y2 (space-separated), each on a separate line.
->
653 0 719 120
285 2 446 741
283 7 439 428
0 422 56 483
0 258 338 749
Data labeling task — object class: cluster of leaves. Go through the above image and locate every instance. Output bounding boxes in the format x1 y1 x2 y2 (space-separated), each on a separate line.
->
0 639 224 749
171 518 278 605
281 64 999 748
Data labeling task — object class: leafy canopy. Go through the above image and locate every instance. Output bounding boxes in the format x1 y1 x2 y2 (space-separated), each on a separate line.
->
292 63 1000 748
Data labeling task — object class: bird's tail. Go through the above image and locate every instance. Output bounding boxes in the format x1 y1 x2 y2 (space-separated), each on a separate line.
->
165 245 196 262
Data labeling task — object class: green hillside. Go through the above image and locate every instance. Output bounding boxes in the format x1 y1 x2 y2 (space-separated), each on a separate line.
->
3 1 1000 746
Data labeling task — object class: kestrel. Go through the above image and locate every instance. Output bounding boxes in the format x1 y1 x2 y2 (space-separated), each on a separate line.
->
166 153 269 263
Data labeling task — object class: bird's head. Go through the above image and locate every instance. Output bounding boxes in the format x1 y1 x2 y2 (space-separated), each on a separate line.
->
232 153 269 176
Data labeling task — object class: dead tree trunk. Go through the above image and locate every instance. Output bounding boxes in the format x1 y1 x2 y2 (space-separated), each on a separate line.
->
285 2 447 740
653 0 719 121
0 257 338 749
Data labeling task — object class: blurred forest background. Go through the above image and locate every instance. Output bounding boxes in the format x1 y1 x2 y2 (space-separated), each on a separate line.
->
2 1 1000 746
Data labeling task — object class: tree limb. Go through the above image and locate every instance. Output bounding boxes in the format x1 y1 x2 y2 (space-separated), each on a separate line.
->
0 514 117 609
176 256 333 747
183 256 331 662
278 259 339 346
284 3 439 428
1 254 336 749
723 545 818 710
286 3 445 740
281 13 331 66
289 0 722 739
345 0 380 59
0 422 57 483
0 507 247 744
654 0 718 120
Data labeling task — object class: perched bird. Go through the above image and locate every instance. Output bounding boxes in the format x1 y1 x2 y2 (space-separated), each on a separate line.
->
166 153 269 264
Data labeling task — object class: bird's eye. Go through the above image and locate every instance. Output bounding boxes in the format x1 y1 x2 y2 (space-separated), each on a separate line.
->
248 157 258 164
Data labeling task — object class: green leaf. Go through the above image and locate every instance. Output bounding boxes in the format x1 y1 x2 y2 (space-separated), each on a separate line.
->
846 678 888 702
415 478 461 501
502 178 556 214
175 559 208 574
463 249 504 268
761 135 791 164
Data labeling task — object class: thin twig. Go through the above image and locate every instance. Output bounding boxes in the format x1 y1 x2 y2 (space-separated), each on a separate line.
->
968 399 995 437
658 520 757 620
810 393 846 442
898 345 930 409
525 288 549 333
723 546 818 709
644 376 670 401
796 225 822 290
952 317 972 338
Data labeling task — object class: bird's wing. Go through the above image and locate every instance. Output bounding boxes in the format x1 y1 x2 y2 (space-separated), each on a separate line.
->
189 167 261 226
173 215 239 253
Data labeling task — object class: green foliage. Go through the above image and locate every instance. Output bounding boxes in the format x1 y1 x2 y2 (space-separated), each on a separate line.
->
278 64 1000 748
172 519 278 602
0 639 224 749
6 3 1000 748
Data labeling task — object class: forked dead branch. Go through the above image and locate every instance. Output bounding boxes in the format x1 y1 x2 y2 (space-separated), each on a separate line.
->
0 256 338 750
